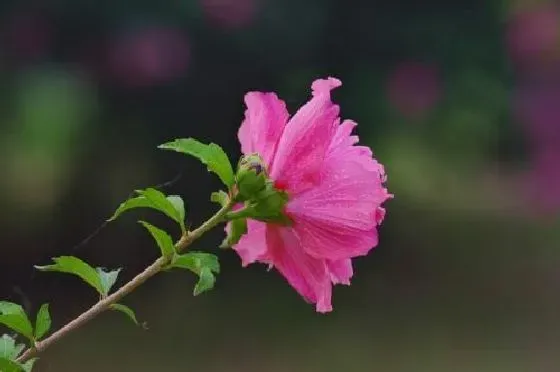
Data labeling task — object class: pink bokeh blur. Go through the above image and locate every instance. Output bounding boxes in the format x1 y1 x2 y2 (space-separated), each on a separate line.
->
2 11 52 63
200 0 260 29
387 61 442 120
506 4 560 69
106 27 190 87
509 3 560 215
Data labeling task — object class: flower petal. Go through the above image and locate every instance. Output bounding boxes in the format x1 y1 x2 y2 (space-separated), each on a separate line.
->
266 226 333 313
232 219 269 267
238 92 289 166
287 119 391 260
270 77 341 194
327 259 353 285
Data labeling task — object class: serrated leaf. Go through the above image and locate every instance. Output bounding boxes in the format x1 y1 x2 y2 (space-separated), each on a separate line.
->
139 221 175 259
0 315 33 341
12 344 24 359
34 304 51 340
172 252 220 274
21 358 36 372
210 191 229 207
109 189 186 232
158 138 234 187
171 252 220 296
35 256 104 295
0 334 17 359
96 268 121 296
0 357 25 372
220 218 247 248
0 335 25 363
193 267 216 296
108 195 153 221
110 304 138 326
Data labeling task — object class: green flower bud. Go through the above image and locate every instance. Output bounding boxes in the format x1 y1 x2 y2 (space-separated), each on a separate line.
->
235 153 267 200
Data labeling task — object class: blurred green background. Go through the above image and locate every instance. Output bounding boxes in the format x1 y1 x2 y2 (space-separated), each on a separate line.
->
1 0 560 371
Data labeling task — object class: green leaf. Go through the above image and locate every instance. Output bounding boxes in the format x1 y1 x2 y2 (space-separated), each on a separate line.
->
166 195 186 226
0 315 33 341
0 357 25 372
96 268 121 296
171 252 220 296
172 252 220 274
108 195 153 221
11 344 24 360
0 303 22 315
139 221 175 259
159 138 235 188
34 304 51 340
109 189 186 232
193 268 215 296
35 256 104 295
21 359 36 372
110 304 139 326
210 191 229 207
220 218 247 248
0 334 23 360
0 303 33 341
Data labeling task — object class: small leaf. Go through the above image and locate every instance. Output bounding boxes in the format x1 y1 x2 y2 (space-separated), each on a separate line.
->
0 334 17 359
139 221 175 259
34 304 51 340
0 303 22 315
35 256 104 295
21 359 36 372
220 218 247 248
110 304 139 326
0 315 33 341
193 267 216 296
172 252 220 274
0 303 33 341
166 196 186 226
96 268 121 296
0 357 25 372
108 195 153 221
210 191 229 207
0 334 25 363
109 189 186 232
12 344 25 359
171 252 220 296
159 138 235 187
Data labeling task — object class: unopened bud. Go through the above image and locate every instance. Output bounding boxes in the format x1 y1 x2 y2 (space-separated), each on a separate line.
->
236 153 267 200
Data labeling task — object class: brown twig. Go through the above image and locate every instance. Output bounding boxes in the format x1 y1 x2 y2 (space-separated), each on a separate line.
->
17 200 234 363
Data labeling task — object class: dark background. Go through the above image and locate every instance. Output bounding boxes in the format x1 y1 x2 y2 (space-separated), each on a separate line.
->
1 0 559 371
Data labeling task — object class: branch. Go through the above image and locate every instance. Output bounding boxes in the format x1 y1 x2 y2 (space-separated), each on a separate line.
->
17 200 234 363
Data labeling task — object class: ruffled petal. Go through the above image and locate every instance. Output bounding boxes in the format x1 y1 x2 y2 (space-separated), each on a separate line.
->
238 92 289 166
287 119 391 260
327 259 353 285
270 77 341 194
266 226 333 313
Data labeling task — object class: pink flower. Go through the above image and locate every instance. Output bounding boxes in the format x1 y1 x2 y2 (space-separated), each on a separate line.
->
234 77 391 312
